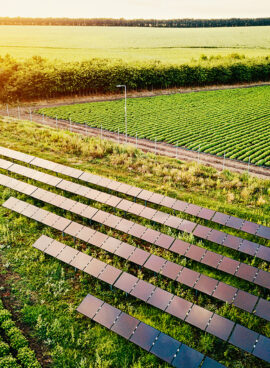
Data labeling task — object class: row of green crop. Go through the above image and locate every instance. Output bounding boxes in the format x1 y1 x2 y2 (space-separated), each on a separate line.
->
38 85 270 167
0 299 41 368
1 54 270 102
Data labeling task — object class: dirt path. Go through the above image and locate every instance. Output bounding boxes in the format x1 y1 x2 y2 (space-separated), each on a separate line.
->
1 82 270 180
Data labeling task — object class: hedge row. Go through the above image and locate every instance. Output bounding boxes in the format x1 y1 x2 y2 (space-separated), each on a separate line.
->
1 55 270 102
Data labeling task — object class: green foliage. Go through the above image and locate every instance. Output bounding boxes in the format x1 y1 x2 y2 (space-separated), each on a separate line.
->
17 347 41 368
0 341 9 357
0 310 12 324
1 54 270 102
39 85 270 167
0 355 20 368
6 327 28 350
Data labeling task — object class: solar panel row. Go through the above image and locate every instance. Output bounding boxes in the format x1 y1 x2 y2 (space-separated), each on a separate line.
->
77 293 226 368
2 180 266 321
0 146 269 240
1 156 269 264
29 233 270 364
1 172 269 294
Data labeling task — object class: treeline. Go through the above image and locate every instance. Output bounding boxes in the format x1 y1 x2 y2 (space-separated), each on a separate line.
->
1 55 270 102
1 17 270 28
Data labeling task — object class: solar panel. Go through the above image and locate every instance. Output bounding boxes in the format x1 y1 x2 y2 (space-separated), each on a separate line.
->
141 228 160 243
160 196 177 208
127 248 150 266
211 212 230 226
114 272 139 293
202 357 226 368
32 235 53 251
165 295 192 320
194 275 218 296
229 324 259 353
201 251 223 269
178 220 197 233
172 343 204 368
149 193 165 205
52 217 71 232
185 305 213 331
212 282 237 304
130 280 156 302
89 232 108 247
241 221 259 235
93 302 121 329
233 290 258 313
139 206 157 220
42 212 59 227
217 258 240 275
45 240 66 257
102 214 121 228
169 239 190 255
164 215 183 229
64 222 84 237
226 216 244 230
207 230 226 245
127 223 146 238
238 239 259 256
21 204 39 218
137 189 154 202
116 183 133 195
111 312 139 339
115 218 134 233
80 206 99 220
92 210 110 224
160 261 183 280
252 335 270 363
184 204 202 217
57 246 79 264
256 246 270 262
151 211 170 224
59 198 77 211
254 299 270 322
126 186 142 197
205 314 235 341
147 287 173 310
31 208 49 222
254 269 270 289
193 225 212 239
154 233 174 249
144 254 166 273
71 202 88 215
235 263 258 282
222 234 242 250
70 252 92 270
128 203 145 216
114 242 135 259
256 225 270 240
116 199 133 212
98 264 122 285
84 258 107 277
130 322 160 351
101 237 122 253
177 268 200 288
150 333 181 363
185 245 206 262
198 208 215 221
171 200 188 212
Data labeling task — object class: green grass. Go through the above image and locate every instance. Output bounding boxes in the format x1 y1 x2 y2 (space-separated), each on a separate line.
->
39 85 270 167
0 118 269 367
1 25 270 63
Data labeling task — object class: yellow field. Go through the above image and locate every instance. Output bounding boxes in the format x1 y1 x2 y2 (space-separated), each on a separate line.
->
1 25 270 63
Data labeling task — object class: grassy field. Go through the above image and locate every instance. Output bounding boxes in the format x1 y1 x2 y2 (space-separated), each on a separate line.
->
38 85 270 167
1 25 270 63
0 118 269 367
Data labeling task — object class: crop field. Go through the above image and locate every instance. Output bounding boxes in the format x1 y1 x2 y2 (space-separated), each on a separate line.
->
38 85 270 167
0 298 40 367
1 25 270 63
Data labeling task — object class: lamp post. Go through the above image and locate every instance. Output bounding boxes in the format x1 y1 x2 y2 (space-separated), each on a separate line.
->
116 84 127 143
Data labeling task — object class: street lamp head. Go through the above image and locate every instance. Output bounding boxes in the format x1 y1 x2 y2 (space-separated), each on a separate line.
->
116 84 126 88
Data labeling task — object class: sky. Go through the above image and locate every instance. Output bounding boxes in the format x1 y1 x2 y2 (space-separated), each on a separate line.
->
2 0 270 19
